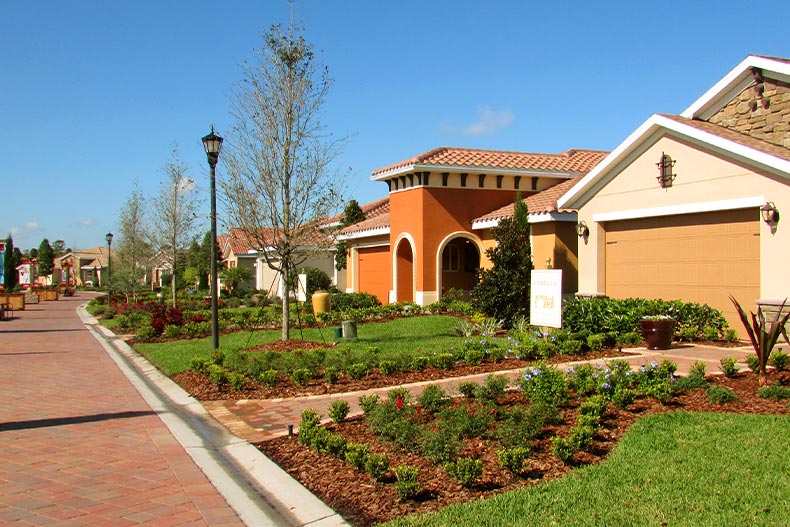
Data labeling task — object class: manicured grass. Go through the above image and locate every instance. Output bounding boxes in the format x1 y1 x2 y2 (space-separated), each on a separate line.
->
382 412 790 527
133 315 465 376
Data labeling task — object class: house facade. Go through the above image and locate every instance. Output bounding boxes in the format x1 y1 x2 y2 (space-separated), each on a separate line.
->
57 247 113 287
559 55 790 328
339 147 608 304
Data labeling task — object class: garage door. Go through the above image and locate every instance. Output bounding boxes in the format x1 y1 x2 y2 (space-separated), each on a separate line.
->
357 246 391 304
605 209 759 332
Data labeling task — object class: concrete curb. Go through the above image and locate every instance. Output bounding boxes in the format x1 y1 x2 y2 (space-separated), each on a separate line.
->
78 304 350 527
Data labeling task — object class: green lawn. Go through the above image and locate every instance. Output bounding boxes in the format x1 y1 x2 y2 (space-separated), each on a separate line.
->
383 411 790 527
133 315 467 376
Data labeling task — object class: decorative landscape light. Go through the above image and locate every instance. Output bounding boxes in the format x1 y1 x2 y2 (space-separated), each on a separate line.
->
105 232 113 304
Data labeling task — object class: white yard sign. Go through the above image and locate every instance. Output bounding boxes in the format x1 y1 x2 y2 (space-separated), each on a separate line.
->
530 269 563 328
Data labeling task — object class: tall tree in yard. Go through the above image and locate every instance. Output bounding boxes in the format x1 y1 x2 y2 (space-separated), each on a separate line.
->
116 182 153 302
4 235 18 290
472 195 533 327
37 239 55 279
221 22 346 341
150 145 201 307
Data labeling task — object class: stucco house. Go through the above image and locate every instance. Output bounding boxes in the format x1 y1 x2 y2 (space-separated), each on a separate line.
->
222 227 346 298
338 147 608 304
559 55 790 328
57 247 114 287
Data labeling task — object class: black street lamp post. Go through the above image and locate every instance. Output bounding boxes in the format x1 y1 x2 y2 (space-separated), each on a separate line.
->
202 127 223 350
105 232 113 305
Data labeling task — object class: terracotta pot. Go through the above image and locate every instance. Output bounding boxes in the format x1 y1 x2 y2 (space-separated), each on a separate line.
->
641 319 675 350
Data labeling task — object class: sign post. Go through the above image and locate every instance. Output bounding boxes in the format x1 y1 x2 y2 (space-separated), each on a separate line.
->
530 269 563 329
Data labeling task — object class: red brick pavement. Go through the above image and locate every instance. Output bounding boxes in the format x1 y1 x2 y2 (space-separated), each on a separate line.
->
0 294 246 526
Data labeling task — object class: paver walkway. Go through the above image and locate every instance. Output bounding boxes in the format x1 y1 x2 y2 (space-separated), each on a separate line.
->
203 342 753 445
0 293 247 526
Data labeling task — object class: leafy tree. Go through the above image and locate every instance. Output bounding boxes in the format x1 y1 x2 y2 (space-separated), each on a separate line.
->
472 195 533 327
37 239 55 278
221 22 346 340
149 145 202 307
116 182 152 302
51 239 67 257
220 265 253 296
335 199 366 271
187 231 221 291
3 235 19 290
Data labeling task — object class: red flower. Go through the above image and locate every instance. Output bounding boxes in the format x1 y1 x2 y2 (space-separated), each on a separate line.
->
415 407 422 415
396 394 404 410
468 407 476 416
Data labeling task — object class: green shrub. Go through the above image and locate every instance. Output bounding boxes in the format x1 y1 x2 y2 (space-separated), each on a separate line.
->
191 356 210 374
419 426 461 464
348 362 369 380
458 381 478 399
163 324 183 338
411 356 429 371
207 364 228 388
326 433 348 458
259 369 279 387
611 387 637 409
328 400 350 423
229 372 246 390
771 350 789 371
378 359 398 376
550 436 577 463
495 404 548 449
291 368 313 386
416 384 448 414
445 457 483 487
431 353 455 370
497 446 531 474
323 366 339 385
394 465 421 501
365 453 390 481
586 333 606 352
474 374 509 403
464 349 486 365
618 331 642 345
438 403 494 439
559 339 584 356
345 442 370 471
519 363 568 407
635 360 677 404
298 409 321 447
757 384 790 400
135 325 157 342
720 356 739 377
706 385 739 405
358 394 380 414
746 354 761 374
578 394 608 420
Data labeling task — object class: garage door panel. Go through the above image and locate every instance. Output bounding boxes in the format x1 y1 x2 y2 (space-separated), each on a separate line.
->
606 209 759 334
358 246 390 304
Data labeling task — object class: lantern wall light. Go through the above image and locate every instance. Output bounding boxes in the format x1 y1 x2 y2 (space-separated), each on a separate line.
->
761 202 779 224
575 221 589 238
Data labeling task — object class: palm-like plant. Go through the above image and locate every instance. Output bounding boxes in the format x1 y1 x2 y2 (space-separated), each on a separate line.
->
730 296 790 385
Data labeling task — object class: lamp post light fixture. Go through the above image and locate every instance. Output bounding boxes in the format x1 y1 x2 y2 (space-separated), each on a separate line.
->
105 232 113 305
202 126 223 350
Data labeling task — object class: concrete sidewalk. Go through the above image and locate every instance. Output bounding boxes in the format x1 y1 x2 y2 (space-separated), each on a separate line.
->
0 294 347 527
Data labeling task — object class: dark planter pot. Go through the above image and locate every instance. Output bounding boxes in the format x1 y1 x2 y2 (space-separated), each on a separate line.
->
641 319 675 350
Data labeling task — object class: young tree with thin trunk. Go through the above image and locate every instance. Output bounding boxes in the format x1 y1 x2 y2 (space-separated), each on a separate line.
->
116 182 153 302
37 239 55 280
149 145 202 307
221 22 346 341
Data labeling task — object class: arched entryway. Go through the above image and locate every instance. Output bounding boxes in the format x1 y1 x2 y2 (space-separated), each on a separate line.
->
437 233 482 300
394 236 415 302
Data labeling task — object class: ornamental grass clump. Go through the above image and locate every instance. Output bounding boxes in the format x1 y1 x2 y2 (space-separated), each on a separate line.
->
519 362 569 408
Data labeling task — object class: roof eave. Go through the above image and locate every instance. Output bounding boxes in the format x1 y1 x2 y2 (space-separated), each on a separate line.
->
372 163 582 181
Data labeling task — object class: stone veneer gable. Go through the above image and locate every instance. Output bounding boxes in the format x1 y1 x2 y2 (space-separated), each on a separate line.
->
707 78 790 149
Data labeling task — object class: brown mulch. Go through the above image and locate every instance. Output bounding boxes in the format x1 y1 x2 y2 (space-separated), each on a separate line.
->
255 372 790 527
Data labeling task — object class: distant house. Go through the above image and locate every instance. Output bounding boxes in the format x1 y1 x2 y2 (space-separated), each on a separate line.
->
221 227 345 298
338 147 608 304
559 55 790 329
57 247 114 287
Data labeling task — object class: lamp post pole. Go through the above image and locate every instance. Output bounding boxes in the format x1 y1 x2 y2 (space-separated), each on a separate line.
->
202 127 223 350
105 232 113 305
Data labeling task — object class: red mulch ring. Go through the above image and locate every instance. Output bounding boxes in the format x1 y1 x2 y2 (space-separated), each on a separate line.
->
255 372 789 527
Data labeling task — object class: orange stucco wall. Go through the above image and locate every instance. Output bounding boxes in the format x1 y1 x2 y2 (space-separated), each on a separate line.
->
389 187 520 291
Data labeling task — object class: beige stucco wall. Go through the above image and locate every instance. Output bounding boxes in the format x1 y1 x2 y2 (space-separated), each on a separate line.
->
256 251 342 298
577 134 790 303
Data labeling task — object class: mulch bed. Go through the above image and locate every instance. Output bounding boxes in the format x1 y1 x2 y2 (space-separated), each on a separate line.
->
255 371 790 527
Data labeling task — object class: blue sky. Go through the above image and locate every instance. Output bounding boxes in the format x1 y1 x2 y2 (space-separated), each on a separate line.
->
3 0 790 252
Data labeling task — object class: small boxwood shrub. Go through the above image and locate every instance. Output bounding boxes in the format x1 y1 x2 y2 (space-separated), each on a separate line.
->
706 385 738 405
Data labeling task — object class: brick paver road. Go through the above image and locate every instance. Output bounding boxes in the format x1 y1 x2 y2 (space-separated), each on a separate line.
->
0 293 246 526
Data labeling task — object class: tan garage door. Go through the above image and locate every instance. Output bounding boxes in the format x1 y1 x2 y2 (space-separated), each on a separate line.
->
358 246 391 304
605 209 759 331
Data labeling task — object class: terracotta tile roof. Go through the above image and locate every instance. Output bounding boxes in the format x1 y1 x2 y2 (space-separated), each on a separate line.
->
225 224 331 255
324 196 391 225
373 147 608 176
473 176 584 224
338 198 391 236
659 114 790 162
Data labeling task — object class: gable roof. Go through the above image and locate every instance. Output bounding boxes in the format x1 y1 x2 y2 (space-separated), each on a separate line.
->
372 147 608 180
322 196 391 228
559 55 790 210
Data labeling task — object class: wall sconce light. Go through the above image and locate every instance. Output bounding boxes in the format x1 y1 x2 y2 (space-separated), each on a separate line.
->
656 152 676 188
575 221 589 238
761 202 779 224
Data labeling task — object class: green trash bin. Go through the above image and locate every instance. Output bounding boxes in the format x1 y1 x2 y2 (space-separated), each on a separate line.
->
333 326 343 340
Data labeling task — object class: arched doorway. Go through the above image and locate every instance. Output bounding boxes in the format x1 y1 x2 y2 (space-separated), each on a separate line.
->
437 234 482 300
395 237 414 302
